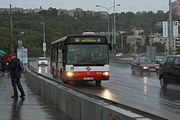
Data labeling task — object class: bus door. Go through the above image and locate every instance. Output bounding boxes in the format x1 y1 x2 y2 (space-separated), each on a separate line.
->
57 48 63 78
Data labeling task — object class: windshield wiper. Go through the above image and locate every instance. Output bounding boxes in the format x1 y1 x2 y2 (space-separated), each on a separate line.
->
78 57 90 63
91 60 107 65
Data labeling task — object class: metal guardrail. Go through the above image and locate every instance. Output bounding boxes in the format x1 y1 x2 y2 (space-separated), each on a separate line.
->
115 59 133 64
112 57 133 64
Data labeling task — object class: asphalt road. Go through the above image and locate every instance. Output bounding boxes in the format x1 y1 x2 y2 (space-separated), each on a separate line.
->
31 61 180 120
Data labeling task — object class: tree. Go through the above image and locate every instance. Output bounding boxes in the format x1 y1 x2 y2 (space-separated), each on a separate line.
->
0 8 178 56
152 42 165 53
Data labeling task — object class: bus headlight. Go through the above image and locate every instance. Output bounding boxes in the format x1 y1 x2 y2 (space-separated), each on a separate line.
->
66 72 74 78
103 72 109 76
143 67 149 69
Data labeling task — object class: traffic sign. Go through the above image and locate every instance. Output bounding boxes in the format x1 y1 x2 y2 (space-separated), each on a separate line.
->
43 42 46 52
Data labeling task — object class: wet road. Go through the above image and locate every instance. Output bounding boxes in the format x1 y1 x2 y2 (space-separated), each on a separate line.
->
74 63 180 120
0 74 63 120
31 61 180 120
102 63 180 120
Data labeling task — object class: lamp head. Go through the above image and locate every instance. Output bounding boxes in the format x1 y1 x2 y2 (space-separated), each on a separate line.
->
96 5 100 7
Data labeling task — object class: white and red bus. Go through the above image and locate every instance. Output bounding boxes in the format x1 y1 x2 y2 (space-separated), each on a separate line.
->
50 34 110 86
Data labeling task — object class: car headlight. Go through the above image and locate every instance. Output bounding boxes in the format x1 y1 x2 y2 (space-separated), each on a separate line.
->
66 72 74 78
103 72 109 76
143 67 149 69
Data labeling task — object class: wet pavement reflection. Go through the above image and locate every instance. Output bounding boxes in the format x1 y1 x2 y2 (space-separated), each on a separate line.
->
0 73 64 120
10 99 24 120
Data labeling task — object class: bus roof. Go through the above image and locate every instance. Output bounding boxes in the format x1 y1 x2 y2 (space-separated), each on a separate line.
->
51 34 107 45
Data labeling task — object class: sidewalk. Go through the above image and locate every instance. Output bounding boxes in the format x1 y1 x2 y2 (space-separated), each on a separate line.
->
0 73 61 120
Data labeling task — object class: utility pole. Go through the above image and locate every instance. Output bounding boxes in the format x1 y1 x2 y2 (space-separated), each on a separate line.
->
10 4 14 54
113 0 116 50
119 31 126 51
169 0 173 55
96 5 110 42
96 3 120 50
41 22 46 58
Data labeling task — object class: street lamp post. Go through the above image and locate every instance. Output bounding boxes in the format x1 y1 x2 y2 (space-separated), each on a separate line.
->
169 0 173 55
96 5 111 41
113 0 120 50
113 0 116 49
41 22 46 58
119 31 126 51
96 3 120 49
10 4 14 54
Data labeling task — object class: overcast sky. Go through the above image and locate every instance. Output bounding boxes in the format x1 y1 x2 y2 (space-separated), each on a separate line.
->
0 0 175 13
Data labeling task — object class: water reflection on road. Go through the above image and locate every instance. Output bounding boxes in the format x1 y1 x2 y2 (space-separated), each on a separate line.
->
10 99 24 120
38 66 48 74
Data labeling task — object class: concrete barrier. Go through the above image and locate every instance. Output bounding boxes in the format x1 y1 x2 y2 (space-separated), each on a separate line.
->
112 57 134 64
24 70 151 120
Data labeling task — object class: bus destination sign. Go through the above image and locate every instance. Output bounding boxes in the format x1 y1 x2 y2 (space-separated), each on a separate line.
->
75 38 101 43
68 36 107 44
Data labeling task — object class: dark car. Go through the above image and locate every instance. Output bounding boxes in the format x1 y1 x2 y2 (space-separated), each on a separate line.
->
159 55 180 89
131 58 159 75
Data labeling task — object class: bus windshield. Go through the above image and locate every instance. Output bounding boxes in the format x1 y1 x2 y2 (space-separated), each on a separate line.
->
67 44 109 65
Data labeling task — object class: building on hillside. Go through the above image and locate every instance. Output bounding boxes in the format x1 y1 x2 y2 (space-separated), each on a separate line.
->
68 8 84 17
148 33 167 44
172 0 180 16
131 26 144 35
0 8 8 13
126 27 145 48
0 7 23 13
127 35 145 46
57 9 68 16
0 7 43 14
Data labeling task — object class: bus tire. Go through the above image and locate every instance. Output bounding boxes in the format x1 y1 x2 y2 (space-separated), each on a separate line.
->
140 69 143 75
160 77 167 89
62 79 68 84
95 81 101 87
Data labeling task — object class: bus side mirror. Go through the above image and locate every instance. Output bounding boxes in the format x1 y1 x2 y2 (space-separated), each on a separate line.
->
176 64 180 70
109 44 112 50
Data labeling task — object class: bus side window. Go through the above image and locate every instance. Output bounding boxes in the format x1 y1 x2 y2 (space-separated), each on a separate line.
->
109 43 112 50
62 49 66 67
58 49 62 63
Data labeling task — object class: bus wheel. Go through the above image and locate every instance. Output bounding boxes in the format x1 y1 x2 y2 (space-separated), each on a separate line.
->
95 81 101 87
62 80 68 84
140 69 143 75
160 77 167 89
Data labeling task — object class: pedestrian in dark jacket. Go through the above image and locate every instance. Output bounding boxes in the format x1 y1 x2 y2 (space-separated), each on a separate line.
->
8 54 25 99
0 56 2 75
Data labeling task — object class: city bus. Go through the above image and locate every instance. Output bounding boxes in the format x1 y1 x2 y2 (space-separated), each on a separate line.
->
50 34 111 87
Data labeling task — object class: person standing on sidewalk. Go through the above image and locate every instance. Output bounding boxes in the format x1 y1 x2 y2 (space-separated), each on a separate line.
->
8 54 25 99
0 56 3 76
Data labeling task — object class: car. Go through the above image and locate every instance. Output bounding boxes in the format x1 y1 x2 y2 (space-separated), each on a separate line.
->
116 53 122 57
155 56 165 64
131 58 159 75
37 57 48 66
159 55 180 89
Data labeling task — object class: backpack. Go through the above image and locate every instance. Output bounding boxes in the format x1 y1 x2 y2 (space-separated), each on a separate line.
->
18 60 24 72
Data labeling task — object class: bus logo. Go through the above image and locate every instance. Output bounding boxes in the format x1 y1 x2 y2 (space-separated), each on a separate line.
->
86 66 91 71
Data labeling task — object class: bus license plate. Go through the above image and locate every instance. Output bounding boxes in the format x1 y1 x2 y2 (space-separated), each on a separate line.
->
83 77 93 80
149 68 155 71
